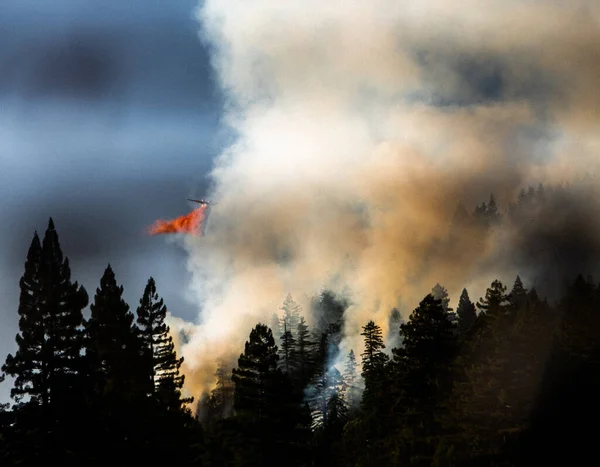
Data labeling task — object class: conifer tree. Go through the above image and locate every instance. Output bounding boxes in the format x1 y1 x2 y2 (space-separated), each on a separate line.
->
295 316 314 389
360 321 388 410
281 293 302 339
507 275 528 312
2 220 88 409
232 324 281 420
431 283 451 313
309 332 332 428
486 193 501 224
232 324 308 465
390 294 457 462
212 358 235 419
360 321 387 378
3 232 44 407
308 332 348 431
324 368 347 430
342 350 361 409
456 288 477 334
313 290 347 340
310 364 345 430
476 279 508 317
136 277 191 410
85 264 143 398
279 321 297 375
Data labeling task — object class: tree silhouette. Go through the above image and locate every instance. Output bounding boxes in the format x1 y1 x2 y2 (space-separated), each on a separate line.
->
360 320 388 414
2 221 89 410
456 288 477 334
342 350 361 410
507 275 528 312
85 264 144 398
136 277 192 411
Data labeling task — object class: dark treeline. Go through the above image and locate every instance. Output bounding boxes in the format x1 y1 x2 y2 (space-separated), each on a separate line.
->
0 219 200 465
2 184 600 466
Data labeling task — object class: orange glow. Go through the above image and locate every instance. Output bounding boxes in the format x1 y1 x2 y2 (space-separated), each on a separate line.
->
148 205 208 236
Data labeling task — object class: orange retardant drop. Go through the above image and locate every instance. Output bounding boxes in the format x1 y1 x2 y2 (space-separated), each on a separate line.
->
148 205 208 236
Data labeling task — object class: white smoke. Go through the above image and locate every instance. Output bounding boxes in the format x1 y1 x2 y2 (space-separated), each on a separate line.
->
172 0 600 398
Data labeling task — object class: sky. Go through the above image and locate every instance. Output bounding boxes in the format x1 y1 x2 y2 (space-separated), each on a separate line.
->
0 0 224 401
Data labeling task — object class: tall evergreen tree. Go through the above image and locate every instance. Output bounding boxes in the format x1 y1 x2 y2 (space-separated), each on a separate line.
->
281 293 302 339
312 290 347 342
232 324 281 421
360 321 388 411
295 316 314 390
279 321 297 375
507 275 528 312
486 193 501 225
1 220 89 463
342 350 361 410
2 220 88 409
456 288 477 334
390 294 458 463
136 277 191 411
3 232 44 407
476 279 508 318
431 283 451 313
309 332 331 429
232 324 308 465
85 264 143 398
212 358 235 419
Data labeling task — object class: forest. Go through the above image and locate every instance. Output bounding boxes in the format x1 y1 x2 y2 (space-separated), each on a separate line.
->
1 184 600 466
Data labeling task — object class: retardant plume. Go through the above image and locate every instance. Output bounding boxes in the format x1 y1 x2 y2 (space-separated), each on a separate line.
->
174 0 600 401
148 205 208 236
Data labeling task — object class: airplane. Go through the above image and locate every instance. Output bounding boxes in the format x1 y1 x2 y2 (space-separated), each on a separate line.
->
187 198 217 205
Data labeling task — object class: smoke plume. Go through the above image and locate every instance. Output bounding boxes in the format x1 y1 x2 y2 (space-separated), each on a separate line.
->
172 0 600 400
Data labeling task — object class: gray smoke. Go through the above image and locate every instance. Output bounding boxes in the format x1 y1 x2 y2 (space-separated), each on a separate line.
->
168 0 600 399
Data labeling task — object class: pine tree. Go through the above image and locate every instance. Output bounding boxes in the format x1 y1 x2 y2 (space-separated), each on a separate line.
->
295 316 314 390
431 283 451 313
486 193 501 225
279 321 297 375
280 293 302 339
391 294 458 462
212 358 235 419
309 332 332 429
324 367 347 431
3 232 44 407
1 220 89 463
85 264 143 398
232 324 280 421
2 220 88 409
342 350 361 410
232 324 308 465
476 279 508 318
136 277 191 411
397 293 457 382
507 275 528 312
360 321 388 411
312 290 347 341
360 321 387 378
456 288 477 334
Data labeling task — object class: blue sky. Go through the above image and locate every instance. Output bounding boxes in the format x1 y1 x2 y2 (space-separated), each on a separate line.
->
0 0 224 400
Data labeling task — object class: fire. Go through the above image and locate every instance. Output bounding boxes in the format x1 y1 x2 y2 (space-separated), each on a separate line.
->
148 205 208 236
